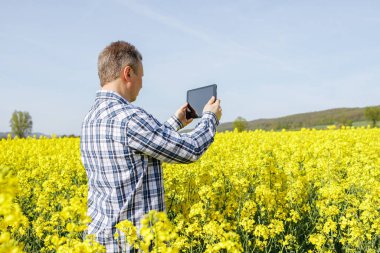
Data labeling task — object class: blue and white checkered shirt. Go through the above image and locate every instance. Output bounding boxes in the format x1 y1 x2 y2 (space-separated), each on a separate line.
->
80 90 218 252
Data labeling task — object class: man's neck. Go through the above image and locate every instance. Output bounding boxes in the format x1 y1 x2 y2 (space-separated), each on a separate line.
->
102 80 132 102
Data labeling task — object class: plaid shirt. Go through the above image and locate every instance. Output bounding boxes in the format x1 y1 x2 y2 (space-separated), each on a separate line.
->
80 90 218 252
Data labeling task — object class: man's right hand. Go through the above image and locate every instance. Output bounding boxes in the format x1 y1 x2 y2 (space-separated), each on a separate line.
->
203 96 222 121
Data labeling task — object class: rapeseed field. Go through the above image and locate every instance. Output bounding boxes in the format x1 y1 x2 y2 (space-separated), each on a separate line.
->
1 127 379 252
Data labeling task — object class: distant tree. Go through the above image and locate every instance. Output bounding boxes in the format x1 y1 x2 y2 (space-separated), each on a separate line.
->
364 106 380 127
276 121 291 130
340 118 353 127
9 111 33 138
60 134 78 138
233 116 248 132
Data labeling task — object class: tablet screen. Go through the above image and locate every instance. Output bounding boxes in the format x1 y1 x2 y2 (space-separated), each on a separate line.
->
187 84 217 118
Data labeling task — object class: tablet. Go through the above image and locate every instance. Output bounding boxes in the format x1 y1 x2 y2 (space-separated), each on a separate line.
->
186 84 217 119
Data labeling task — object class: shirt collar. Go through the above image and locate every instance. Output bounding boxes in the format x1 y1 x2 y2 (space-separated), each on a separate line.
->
95 90 130 105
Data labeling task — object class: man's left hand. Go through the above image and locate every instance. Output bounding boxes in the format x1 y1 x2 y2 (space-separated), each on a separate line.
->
175 103 193 128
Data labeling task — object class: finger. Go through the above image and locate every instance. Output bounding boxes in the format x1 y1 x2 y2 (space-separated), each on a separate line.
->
215 99 221 106
207 96 216 105
187 118 193 124
179 103 189 114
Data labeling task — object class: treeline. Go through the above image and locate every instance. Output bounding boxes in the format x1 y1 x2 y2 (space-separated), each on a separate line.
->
3 106 379 138
218 106 380 132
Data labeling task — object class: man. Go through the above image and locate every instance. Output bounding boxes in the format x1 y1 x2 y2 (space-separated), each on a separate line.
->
80 41 222 252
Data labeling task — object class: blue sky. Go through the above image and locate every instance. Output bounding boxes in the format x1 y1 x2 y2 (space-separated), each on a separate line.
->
1 0 379 135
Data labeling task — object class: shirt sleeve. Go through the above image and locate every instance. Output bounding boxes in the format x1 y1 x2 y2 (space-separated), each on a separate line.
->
164 116 183 131
126 111 218 163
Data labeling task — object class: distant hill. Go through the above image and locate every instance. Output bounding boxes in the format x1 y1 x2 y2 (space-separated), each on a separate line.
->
217 105 380 132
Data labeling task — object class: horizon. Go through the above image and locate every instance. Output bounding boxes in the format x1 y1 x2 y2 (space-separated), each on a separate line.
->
1 1 380 135
2 103 379 136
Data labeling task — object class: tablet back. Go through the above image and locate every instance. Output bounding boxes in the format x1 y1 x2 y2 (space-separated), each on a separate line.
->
187 84 217 118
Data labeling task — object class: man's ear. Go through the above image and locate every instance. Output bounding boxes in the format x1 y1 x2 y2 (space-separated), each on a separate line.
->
122 66 132 81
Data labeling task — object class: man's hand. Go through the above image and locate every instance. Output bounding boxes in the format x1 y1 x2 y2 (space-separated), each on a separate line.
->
175 103 194 128
203 96 222 121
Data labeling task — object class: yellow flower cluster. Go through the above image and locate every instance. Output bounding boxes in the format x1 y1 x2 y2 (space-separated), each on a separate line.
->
161 127 380 252
1 126 379 252
0 136 105 253
0 166 28 253
115 210 179 252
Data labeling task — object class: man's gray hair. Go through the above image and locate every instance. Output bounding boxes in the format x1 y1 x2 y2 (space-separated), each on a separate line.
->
98 41 143 87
